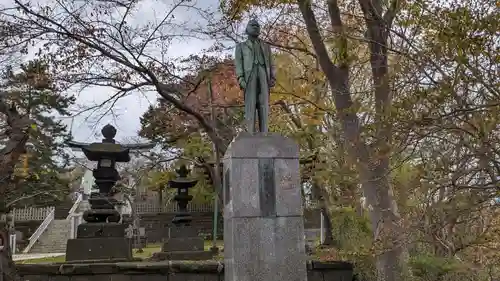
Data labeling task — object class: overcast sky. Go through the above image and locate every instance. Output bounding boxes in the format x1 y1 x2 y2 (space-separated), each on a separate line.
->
0 0 277 165
9 0 224 146
62 0 219 144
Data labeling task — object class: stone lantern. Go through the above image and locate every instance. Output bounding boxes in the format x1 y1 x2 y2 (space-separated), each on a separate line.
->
65 124 154 262
152 164 213 261
169 165 197 226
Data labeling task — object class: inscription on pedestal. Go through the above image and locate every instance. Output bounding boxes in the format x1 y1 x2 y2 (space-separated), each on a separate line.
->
224 168 230 206
258 158 276 217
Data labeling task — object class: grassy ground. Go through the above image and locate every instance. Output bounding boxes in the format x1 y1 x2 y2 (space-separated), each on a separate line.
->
16 240 224 264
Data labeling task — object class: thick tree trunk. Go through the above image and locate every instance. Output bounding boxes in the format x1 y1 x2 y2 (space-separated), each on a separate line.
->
297 0 407 280
356 0 409 278
0 102 32 281
360 165 408 281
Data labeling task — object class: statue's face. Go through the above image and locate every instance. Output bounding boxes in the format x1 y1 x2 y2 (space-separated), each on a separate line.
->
246 20 260 37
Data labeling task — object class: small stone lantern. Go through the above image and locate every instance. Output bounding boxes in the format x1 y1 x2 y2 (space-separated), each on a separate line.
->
152 164 213 261
169 165 197 226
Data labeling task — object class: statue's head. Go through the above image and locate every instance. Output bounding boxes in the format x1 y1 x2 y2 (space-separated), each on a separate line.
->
245 18 260 37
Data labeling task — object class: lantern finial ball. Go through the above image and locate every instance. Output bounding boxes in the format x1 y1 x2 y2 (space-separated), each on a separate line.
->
101 124 117 141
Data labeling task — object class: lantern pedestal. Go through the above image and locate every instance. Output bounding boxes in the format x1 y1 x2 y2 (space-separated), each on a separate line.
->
66 222 132 262
66 193 133 262
152 226 213 261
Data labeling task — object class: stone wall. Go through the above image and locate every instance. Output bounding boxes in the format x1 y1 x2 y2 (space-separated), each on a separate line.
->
18 260 353 281
126 209 322 243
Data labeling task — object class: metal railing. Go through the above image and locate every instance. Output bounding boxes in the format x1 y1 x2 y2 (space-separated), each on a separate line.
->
9 233 16 255
22 207 55 253
68 212 83 239
66 193 83 220
11 206 54 221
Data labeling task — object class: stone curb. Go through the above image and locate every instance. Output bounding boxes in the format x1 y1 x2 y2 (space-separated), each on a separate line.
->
18 260 352 275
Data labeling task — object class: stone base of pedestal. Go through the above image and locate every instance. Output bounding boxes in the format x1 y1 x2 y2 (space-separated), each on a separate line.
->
162 237 205 252
224 216 307 281
152 226 214 261
76 222 126 237
151 250 214 261
66 222 132 262
66 237 132 262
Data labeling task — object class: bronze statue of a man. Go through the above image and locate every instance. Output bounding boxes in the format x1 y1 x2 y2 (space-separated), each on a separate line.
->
234 18 276 133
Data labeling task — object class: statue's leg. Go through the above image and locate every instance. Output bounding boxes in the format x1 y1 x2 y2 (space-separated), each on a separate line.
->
244 71 258 133
257 66 269 133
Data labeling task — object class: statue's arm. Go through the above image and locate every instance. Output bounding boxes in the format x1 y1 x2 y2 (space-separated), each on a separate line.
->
268 44 276 87
234 44 245 83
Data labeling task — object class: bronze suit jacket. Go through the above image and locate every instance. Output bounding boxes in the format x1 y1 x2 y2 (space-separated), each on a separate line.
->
234 39 275 87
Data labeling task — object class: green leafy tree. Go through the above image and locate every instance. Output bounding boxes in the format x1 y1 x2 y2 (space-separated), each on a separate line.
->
140 58 244 197
0 60 74 281
3 60 75 207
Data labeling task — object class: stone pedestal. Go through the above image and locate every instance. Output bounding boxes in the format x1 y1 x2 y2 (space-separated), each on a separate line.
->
66 222 132 262
152 226 213 261
223 133 308 281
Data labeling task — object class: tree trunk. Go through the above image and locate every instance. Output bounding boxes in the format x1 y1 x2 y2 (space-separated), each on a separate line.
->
0 102 33 281
157 189 162 208
0 132 29 186
297 0 407 280
361 166 407 281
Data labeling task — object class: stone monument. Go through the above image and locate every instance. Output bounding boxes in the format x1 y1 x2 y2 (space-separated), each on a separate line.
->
65 124 154 262
223 133 308 281
226 17 307 281
152 165 213 261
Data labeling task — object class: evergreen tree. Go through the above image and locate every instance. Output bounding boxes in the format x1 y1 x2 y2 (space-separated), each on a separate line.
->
1 59 75 208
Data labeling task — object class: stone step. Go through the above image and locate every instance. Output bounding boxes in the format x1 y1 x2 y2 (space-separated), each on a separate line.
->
41 237 69 241
43 234 69 238
55 202 74 219
36 240 67 244
45 231 69 234
35 240 67 245
45 233 69 236
29 219 71 253
31 247 66 253
31 246 66 252
44 233 69 238
51 224 70 229
32 243 67 249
